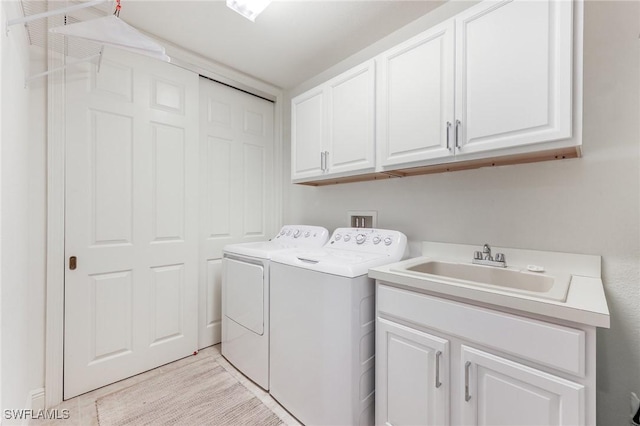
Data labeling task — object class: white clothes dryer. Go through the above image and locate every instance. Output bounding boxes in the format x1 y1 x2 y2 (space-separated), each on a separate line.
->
269 227 407 426
221 225 329 391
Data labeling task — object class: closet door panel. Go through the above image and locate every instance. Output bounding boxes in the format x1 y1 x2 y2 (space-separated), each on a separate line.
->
198 79 275 348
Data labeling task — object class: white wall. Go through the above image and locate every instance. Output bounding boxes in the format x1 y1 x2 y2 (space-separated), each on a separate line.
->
0 0 47 417
0 0 4 415
27 46 47 411
283 1 640 424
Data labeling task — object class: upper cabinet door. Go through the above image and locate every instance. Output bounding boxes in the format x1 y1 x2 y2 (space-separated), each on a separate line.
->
291 88 325 181
454 0 574 155
378 21 455 168
325 60 376 175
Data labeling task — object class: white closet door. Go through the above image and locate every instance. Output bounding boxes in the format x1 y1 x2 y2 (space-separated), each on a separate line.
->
64 48 199 399
198 78 274 348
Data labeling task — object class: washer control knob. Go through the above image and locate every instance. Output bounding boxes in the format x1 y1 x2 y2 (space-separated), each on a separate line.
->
356 234 367 245
280 229 286 235
293 229 301 238
335 234 342 241
373 236 381 245
344 234 351 242
384 236 393 246
286 229 292 236
304 231 310 238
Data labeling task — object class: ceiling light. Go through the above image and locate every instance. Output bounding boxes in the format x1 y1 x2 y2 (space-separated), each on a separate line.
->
226 0 272 22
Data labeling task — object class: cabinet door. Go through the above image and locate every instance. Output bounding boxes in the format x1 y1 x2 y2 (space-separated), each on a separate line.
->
460 345 584 426
454 0 573 155
378 20 455 167
291 88 325 180
376 318 449 426
325 60 376 175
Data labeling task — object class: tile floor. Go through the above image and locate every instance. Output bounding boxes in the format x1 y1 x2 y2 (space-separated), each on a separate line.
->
35 345 301 426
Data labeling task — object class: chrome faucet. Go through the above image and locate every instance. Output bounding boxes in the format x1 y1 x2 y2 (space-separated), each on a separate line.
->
472 243 506 268
482 243 493 261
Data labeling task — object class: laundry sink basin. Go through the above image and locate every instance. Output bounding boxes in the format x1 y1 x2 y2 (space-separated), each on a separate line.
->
393 260 571 302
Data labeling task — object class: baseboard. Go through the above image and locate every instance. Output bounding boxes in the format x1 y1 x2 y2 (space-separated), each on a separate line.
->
28 389 44 412
18 388 45 426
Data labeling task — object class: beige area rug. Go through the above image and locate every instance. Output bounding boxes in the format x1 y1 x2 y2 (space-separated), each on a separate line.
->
96 357 284 426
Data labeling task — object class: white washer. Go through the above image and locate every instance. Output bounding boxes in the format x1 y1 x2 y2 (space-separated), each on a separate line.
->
221 225 329 390
270 227 407 426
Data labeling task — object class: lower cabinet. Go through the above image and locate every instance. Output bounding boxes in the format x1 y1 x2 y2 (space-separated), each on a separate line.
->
460 346 584 426
377 318 449 426
376 283 594 426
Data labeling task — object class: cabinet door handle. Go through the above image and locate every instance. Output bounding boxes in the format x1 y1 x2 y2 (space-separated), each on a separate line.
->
456 120 462 150
324 151 329 172
446 122 452 151
464 361 471 402
455 120 462 151
435 350 442 388
320 152 326 172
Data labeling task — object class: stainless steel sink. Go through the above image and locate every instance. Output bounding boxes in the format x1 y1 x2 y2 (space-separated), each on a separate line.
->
393 260 570 302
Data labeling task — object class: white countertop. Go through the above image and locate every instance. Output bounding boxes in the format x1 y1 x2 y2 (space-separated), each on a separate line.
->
368 242 610 328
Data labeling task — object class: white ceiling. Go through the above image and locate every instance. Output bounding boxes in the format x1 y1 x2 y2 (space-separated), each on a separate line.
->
118 1 442 89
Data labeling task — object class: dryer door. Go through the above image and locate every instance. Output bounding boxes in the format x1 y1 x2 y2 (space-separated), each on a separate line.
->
224 258 264 335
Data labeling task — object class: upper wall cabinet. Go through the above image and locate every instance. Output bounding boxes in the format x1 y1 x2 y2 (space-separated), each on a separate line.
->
377 21 455 168
291 60 376 182
454 0 574 155
291 87 325 181
292 0 581 185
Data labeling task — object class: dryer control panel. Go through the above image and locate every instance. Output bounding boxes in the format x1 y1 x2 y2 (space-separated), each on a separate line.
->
327 228 408 257
273 225 330 247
